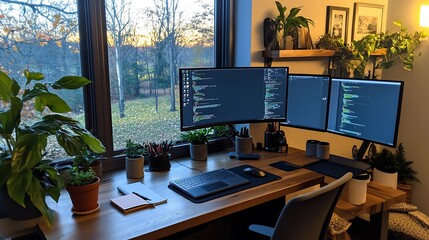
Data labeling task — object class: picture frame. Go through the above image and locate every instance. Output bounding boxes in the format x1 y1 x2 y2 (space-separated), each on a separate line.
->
326 6 349 43
352 3 384 41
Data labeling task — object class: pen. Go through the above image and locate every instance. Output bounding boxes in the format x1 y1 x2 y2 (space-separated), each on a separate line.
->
132 191 152 201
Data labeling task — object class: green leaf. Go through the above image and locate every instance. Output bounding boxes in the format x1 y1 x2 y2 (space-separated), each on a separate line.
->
27 177 55 226
51 76 91 90
80 133 106 154
12 131 48 170
0 96 22 136
24 70 45 85
35 92 72 113
57 133 85 156
7 169 33 207
0 71 14 102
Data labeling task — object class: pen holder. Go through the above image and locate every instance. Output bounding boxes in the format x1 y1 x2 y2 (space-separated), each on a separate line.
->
264 131 279 152
235 136 253 154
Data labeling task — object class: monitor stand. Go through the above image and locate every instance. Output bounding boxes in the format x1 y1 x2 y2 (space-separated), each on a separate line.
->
353 140 371 161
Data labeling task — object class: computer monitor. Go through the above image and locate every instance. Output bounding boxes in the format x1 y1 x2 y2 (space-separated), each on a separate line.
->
179 67 289 131
283 74 331 131
327 78 404 158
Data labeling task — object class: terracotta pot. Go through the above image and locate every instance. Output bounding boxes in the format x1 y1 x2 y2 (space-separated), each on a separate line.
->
66 177 100 213
91 162 103 178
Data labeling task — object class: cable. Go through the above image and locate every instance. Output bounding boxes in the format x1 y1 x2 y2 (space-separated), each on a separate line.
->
172 159 204 173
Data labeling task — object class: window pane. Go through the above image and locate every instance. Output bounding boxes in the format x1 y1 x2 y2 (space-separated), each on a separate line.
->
0 0 83 159
105 0 215 150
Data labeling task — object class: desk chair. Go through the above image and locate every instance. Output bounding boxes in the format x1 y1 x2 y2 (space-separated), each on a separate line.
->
249 172 353 240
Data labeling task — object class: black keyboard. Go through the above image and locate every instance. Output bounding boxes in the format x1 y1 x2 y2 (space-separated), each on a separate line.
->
172 168 237 190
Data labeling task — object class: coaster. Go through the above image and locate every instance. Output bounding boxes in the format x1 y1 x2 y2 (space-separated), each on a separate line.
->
71 203 100 215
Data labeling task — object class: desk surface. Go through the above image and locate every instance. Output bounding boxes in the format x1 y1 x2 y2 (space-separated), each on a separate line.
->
38 148 325 240
38 148 405 240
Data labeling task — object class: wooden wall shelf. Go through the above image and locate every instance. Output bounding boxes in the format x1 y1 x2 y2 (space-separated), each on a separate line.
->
262 49 336 59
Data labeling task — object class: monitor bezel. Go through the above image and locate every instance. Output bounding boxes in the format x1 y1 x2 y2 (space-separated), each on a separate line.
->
179 67 289 131
281 73 332 132
326 77 404 148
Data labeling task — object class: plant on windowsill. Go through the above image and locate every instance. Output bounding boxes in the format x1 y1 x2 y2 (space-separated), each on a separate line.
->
180 128 211 161
275 1 314 49
65 167 100 214
144 140 173 171
315 21 427 78
124 139 146 178
0 69 105 226
73 147 105 178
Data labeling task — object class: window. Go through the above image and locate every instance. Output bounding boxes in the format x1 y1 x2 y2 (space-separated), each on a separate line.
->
78 0 232 170
104 0 215 150
0 0 84 159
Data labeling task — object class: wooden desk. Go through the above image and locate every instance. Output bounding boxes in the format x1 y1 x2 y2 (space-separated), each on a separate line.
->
38 148 324 240
37 148 405 240
336 181 406 240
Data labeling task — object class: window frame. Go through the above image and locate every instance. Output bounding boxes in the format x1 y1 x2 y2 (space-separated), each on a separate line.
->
77 0 234 171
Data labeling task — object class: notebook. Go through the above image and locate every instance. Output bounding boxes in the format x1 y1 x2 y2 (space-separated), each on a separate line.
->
110 193 154 213
169 168 250 199
117 182 167 206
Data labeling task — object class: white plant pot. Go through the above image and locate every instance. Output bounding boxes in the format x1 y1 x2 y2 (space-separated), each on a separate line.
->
372 168 398 189
126 156 145 179
190 143 208 161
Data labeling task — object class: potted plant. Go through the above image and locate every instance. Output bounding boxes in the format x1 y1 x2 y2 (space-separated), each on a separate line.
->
144 140 173 171
180 128 210 161
65 167 100 214
73 147 104 178
316 21 427 78
369 143 419 191
124 139 146 178
275 1 314 49
0 70 105 225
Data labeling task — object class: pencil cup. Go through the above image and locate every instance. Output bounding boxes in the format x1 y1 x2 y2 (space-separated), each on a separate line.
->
306 140 320 157
316 142 330 160
264 132 279 152
235 136 253 154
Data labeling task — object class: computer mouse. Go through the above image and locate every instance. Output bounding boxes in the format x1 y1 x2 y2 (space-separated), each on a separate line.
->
243 167 266 178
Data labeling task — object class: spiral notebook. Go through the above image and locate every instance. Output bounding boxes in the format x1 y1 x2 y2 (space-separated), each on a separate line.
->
117 182 167 206
110 193 155 213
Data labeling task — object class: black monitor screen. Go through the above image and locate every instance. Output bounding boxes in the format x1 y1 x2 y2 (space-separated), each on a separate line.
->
284 74 330 131
180 67 288 130
327 78 403 147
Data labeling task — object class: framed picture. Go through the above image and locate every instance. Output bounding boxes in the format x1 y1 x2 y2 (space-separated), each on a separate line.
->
352 3 384 41
326 6 349 43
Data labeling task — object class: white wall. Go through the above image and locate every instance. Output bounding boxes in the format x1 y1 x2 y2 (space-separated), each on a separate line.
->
383 0 429 215
235 0 429 214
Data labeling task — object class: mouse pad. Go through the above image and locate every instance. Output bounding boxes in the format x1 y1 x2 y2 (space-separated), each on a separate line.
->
269 161 302 172
168 164 281 203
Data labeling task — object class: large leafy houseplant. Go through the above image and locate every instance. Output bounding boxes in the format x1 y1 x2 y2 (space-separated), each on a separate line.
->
0 70 105 225
275 1 314 38
316 21 427 78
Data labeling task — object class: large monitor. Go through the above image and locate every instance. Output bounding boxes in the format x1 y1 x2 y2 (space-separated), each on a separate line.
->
283 74 331 131
179 67 288 131
327 78 404 156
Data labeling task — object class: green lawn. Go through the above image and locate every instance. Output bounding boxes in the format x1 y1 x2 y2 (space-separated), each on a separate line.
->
110 94 181 150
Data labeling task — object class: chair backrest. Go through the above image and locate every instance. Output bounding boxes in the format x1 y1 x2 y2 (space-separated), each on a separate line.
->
271 172 353 240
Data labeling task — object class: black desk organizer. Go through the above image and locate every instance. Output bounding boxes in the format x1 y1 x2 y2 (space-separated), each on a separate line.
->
270 155 371 179
168 164 281 203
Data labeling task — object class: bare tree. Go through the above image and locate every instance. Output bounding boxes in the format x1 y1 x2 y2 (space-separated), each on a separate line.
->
105 0 139 118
